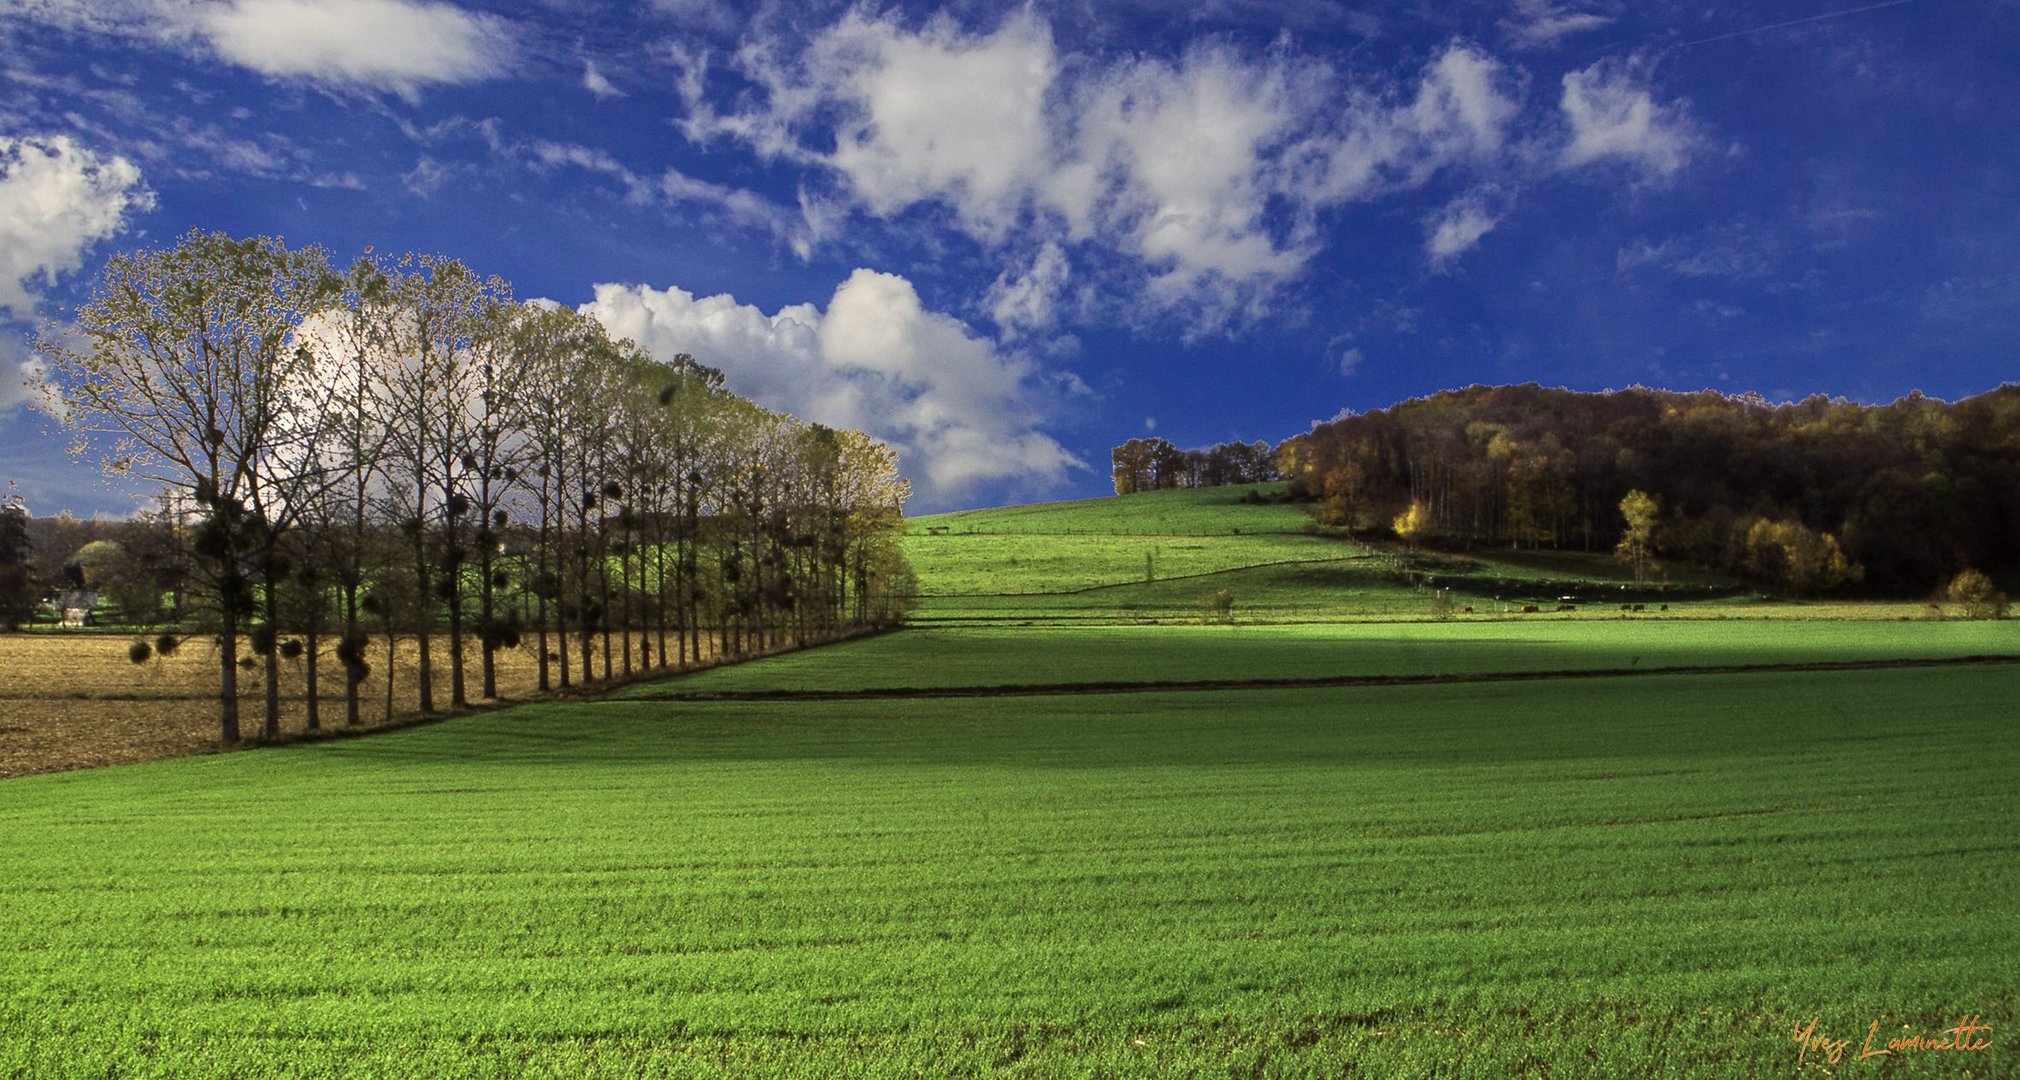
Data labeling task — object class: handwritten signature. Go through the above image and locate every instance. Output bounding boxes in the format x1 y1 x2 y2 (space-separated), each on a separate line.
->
1793 1015 1994 1066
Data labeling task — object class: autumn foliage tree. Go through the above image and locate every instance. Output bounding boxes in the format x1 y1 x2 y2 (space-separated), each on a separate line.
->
1615 489 1659 587
1273 383 2020 594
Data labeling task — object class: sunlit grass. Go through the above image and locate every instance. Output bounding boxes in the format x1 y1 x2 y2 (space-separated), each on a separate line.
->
1 666 2013 1076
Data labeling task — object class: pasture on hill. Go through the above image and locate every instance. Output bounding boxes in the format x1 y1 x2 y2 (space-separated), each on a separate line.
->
904 484 1890 624
2 482 2015 1075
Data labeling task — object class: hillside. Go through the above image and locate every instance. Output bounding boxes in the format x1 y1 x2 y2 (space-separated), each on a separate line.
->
903 483 1747 624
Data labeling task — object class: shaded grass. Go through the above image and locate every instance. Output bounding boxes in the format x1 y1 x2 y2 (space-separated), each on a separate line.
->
1 666 2014 1076
628 619 2020 697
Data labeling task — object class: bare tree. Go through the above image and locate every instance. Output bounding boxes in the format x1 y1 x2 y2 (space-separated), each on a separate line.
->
41 230 334 743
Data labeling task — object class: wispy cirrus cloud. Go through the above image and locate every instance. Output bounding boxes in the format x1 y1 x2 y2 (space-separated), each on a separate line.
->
1502 0 1617 50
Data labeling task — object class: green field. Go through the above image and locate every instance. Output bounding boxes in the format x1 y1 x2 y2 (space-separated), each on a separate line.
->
631 619 2020 697
2 667 2013 1076
903 484 1761 622
3 484 2016 1076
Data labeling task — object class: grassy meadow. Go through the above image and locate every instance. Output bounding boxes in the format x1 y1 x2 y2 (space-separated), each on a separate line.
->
2 484 2016 1076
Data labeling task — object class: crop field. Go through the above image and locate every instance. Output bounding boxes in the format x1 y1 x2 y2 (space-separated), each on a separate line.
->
2 484 2015 1075
627 619 2020 698
0 632 720 779
0 664 2013 1076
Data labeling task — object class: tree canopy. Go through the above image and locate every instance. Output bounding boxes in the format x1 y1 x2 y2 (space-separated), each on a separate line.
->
38 230 916 744
1272 383 2020 594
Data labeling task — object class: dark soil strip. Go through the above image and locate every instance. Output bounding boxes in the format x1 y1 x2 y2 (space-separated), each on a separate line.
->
619 654 2020 704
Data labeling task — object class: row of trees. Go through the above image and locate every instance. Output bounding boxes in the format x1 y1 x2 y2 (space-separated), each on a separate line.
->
1110 437 1278 494
39 230 914 744
1277 383 2020 594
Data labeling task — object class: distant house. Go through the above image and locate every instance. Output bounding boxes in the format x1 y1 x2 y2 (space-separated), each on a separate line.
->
48 589 98 628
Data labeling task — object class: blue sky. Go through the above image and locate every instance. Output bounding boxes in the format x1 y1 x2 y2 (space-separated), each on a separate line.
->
2 0 2015 515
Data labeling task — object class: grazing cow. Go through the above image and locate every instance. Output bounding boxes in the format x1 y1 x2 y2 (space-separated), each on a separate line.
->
1521 604 1539 614
1632 603 1645 612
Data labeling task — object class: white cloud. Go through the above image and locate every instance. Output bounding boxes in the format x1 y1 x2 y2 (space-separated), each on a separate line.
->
1336 345 1363 377
0 334 45 412
581 59 622 100
1559 57 1696 177
684 13 1717 335
1616 223 1773 281
986 241 1071 337
581 270 1081 504
1301 44 1521 202
195 0 512 96
649 0 736 34
1061 45 1310 305
523 139 806 250
0 134 154 318
1503 0 1615 50
810 9 1058 239
1424 188 1506 265
704 18 1532 334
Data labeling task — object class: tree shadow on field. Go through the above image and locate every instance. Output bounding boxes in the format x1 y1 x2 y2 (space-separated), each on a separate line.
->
321 667 2005 778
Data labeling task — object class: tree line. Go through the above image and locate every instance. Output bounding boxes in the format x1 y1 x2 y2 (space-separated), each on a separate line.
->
1110 437 1279 494
1270 382 2020 595
32 230 915 745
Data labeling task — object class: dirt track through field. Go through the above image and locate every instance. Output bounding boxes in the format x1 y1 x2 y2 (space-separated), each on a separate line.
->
625 653 2020 703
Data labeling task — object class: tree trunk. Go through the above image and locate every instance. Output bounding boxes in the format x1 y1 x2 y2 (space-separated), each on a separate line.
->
304 626 320 731
218 611 241 745
262 569 281 741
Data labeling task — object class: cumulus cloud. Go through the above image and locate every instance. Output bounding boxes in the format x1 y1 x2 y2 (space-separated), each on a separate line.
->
1060 44 1310 308
0 134 154 318
581 59 622 99
1424 188 1507 266
985 241 1071 338
810 9 1058 239
1300 44 1521 203
581 270 1081 504
195 0 512 96
1559 57 1697 177
697 17 1543 333
677 12 1705 334
0 335 45 412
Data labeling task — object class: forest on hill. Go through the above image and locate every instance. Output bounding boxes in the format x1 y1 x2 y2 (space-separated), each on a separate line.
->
1117 383 2020 596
